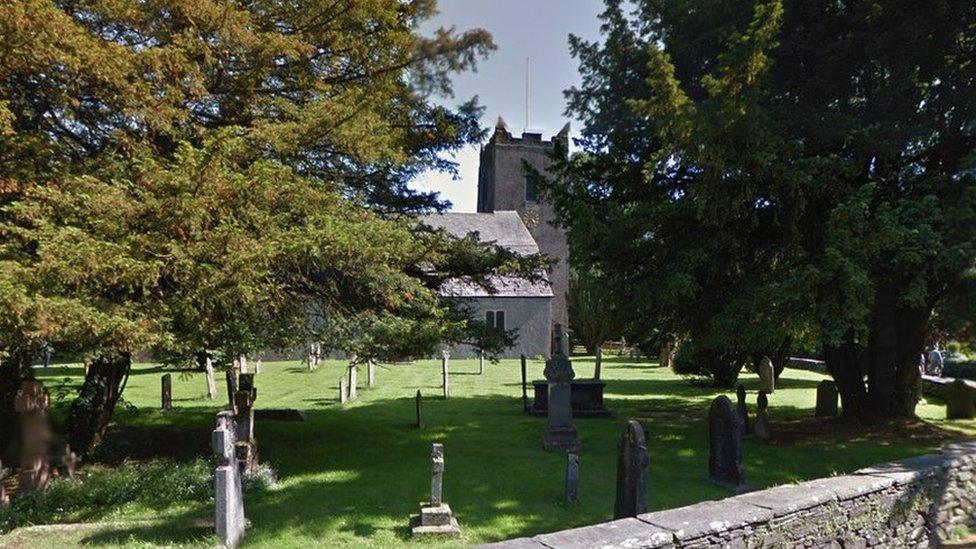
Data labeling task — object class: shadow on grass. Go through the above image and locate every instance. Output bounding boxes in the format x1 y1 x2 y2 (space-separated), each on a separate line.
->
79 514 213 546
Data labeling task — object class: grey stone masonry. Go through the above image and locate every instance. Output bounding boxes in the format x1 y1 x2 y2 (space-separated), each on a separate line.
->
213 411 246 548
411 443 460 536
479 439 976 549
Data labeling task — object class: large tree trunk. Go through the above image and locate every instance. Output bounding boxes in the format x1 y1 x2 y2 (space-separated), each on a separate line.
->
66 350 131 458
823 338 870 417
866 291 928 417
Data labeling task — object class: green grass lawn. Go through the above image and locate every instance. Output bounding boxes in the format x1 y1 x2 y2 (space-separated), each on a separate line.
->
4 356 975 548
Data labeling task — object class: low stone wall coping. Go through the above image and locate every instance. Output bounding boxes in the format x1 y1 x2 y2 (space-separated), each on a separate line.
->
637 499 773 541
535 517 673 549
855 452 951 484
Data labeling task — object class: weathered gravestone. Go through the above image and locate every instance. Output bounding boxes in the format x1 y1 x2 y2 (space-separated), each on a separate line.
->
541 347 580 453
947 379 976 420
161 374 173 411
520 354 529 413
235 374 258 474
815 380 839 417
441 350 450 399
254 359 262 374
613 420 649 518
410 443 460 535
0 460 9 507
707 395 747 492
367 359 376 388
415 390 424 428
238 355 248 374
347 355 358 401
758 356 775 394
565 453 580 503
213 411 246 548
479 350 485 375
735 384 750 434
226 370 239 415
14 380 52 494
339 377 347 404
204 354 218 400
754 392 770 443
594 347 602 380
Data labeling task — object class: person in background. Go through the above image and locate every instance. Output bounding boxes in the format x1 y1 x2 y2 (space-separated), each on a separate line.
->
927 345 945 376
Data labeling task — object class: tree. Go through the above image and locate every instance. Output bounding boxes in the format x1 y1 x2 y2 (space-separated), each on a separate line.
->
567 267 618 353
0 0 533 457
548 0 976 411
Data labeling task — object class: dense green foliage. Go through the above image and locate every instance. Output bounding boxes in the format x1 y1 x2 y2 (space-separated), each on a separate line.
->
548 0 976 411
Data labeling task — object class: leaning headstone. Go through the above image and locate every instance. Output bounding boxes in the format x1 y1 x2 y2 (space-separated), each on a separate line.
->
565 453 580 503
520 354 529 413
441 350 450 399
205 355 218 400
708 396 747 492
754 392 770 442
946 379 976 420
815 380 839 417
213 411 246 548
613 420 649 518
541 347 580 453
415 390 424 428
367 359 376 388
735 384 750 434
339 378 348 404
0 460 8 507
478 350 485 375
226 370 238 415
161 374 173 411
594 347 602 380
758 356 775 394
347 355 358 401
14 380 52 494
410 443 460 535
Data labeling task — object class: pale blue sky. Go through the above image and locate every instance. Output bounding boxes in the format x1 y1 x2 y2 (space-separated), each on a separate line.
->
415 0 606 211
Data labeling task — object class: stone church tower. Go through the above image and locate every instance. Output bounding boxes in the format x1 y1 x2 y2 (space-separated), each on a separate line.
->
477 117 571 344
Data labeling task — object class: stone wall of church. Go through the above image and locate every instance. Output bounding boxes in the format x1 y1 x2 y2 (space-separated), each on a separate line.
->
447 296 552 359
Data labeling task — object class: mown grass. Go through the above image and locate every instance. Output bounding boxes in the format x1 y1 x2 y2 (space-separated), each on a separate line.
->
3 355 973 548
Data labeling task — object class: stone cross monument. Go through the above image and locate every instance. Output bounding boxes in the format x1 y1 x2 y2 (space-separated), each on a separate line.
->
410 443 460 535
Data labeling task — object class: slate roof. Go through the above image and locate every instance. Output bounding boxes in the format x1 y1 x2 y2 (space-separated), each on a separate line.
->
420 211 553 298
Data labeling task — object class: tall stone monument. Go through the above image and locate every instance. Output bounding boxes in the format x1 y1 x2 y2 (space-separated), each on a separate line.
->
15 380 52 494
541 329 580 453
441 349 450 399
707 395 747 492
613 420 649 518
347 355 358 401
410 443 460 535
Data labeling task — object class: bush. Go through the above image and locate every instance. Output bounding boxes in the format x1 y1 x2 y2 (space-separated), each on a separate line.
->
0 459 211 534
944 362 976 382
672 340 746 388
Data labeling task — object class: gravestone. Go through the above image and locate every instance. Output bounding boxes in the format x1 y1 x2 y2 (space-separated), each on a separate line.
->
0 460 8 507
226 370 238 415
754 392 770 442
441 350 450 399
815 380 839 417
758 356 775 394
946 379 976 419
415 390 424 428
161 374 173 411
339 378 347 404
14 380 52 493
735 384 750 434
479 350 485 375
410 443 460 535
53 441 78 479
205 355 218 400
213 411 246 548
594 347 602 380
521 354 529 413
613 420 649 518
239 355 248 374
348 355 358 401
367 359 376 388
254 360 262 374
234 374 258 474
541 348 580 453
565 453 580 503
707 395 747 492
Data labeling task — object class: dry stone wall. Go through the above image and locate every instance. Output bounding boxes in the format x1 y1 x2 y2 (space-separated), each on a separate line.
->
482 440 976 548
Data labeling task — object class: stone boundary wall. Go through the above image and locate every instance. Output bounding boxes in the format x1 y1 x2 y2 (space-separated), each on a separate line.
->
482 440 976 549
921 375 976 401
786 356 828 373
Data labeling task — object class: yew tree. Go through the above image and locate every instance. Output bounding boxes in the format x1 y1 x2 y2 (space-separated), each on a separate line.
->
549 0 976 414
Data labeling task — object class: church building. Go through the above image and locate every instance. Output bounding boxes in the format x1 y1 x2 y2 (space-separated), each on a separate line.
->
423 118 571 358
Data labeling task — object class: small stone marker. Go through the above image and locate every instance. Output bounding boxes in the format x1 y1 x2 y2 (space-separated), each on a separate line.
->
594 347 602 380
815 380 839 417
367 359 376 388
613 420 649 518
226 370 238 415
347 355 358 401
478 350 485 375
14 380 52 494
754 392 770 442
758 356 775 393
161 374 173 411
205 355 218 400
735 384 750 434
339 377 348 404
947 379 975 420
441 350 450 399
213 411 246 548
410 443 460 535
521 354 529 413
707 395 747 492
565 453 580 503
541 344 580 453
416 390 424 428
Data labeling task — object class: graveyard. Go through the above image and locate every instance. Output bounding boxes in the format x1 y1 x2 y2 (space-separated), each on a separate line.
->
1 354 972 548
